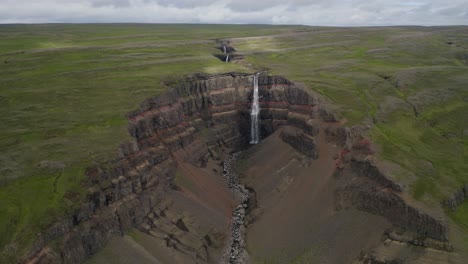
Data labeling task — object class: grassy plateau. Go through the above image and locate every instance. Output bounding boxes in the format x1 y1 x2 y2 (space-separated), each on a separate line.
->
0 24 467 261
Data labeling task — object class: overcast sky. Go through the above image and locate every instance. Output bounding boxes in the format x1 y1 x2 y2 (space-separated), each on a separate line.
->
0 0 467 26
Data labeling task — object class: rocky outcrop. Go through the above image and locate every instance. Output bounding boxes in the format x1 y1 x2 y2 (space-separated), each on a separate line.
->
22 72 452 264
280 127 318 158
214 40 238 63
332 127 449 243
335 174 448 241
442 184 468 210
217 46 236 54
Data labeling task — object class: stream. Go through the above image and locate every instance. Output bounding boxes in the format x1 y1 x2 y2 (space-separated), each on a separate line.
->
221 152 250 264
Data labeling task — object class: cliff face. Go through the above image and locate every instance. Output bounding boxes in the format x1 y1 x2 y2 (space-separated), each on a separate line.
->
443 185 468 211
127 72 319 155
23 73 451 264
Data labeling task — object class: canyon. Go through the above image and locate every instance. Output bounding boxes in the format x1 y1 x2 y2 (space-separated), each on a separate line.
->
21 72 462 264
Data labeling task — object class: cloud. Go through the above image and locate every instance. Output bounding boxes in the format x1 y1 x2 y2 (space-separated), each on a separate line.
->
150 0 219 8
0 0 466 25
91 0 131 8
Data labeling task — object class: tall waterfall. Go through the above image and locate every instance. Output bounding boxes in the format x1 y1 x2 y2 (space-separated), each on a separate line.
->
250 73 260 144
223 46 227 54
225 55 229 63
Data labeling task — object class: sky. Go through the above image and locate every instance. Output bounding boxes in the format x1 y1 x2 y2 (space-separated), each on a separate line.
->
0 0 467 26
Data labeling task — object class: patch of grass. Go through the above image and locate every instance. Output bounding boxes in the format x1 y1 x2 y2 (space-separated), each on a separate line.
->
127 229 143 244
449 202 468 230
371 98 468 202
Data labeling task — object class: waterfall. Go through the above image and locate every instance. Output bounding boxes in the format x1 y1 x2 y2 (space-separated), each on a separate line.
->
225 55 229 63
250 73 260 144
223 46 227 54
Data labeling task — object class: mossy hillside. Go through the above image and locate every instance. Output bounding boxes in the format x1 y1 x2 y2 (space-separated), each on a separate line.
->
450 202 468 231
372 100 468 202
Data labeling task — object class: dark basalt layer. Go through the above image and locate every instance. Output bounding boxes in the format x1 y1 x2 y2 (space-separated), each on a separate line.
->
443 184 468 210
23 72 450 264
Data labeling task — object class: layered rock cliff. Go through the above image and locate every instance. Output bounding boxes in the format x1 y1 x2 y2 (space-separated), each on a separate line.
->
23 72 451 264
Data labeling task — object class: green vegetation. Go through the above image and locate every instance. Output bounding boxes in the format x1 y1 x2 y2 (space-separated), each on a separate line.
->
372 97 468 202
448 202 468 249
1 24 468 259
450 202 468 230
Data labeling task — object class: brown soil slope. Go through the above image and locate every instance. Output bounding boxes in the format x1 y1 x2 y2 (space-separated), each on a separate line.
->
239 129 391 264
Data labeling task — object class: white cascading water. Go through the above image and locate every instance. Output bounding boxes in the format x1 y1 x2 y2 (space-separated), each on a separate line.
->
223 46 227 54
225 55 229 63
250 73 260 144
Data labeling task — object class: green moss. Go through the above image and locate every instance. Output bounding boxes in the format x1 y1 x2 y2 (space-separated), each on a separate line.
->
372 99 468 202
0 169 82 255
449 201 468 231
127 229 143 244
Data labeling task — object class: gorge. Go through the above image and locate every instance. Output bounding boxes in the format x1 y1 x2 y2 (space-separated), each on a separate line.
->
21 72 459 264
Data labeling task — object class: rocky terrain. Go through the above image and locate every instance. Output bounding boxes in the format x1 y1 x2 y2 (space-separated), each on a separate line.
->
18 72 460 264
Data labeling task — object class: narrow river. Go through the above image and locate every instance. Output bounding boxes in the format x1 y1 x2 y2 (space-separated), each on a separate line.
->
221 152 250 264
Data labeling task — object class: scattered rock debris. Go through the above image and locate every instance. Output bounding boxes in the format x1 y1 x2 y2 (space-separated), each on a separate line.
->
221 152 250 264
